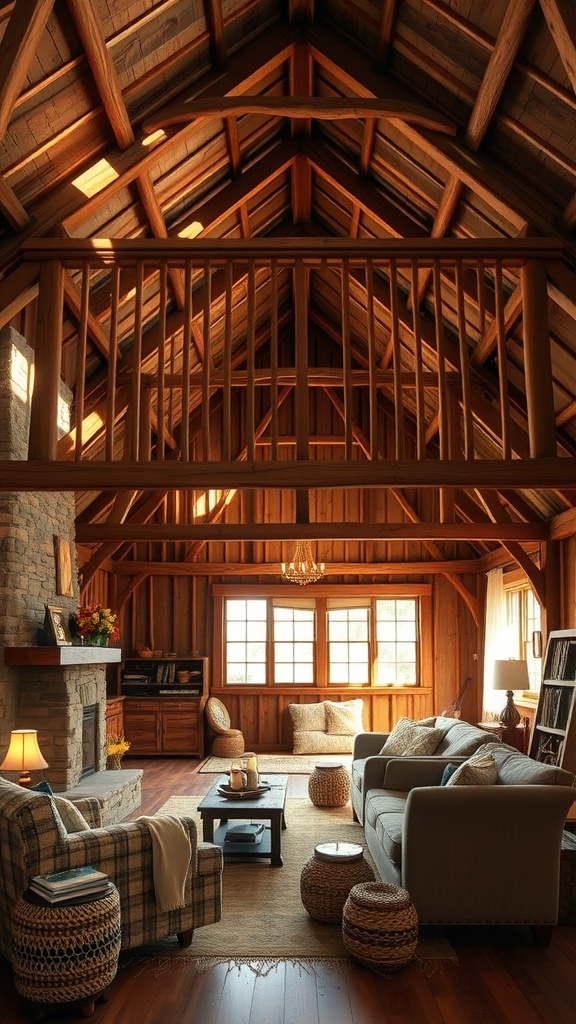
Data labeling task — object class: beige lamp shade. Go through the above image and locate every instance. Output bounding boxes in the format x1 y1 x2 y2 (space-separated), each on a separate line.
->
0 729 48 786
492 660 529 728
492 660 530 691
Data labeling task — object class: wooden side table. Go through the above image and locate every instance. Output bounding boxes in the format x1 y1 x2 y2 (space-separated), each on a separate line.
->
477 721 529 754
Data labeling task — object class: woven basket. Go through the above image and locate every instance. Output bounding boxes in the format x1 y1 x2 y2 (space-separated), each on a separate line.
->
212 730 245 757
12 886 121 1005
308 763 351 807
342 881 418 971
300 847 375 923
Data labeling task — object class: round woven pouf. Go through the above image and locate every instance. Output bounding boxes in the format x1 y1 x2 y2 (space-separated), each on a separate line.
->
11 885 121 1019
211 730 245 757
342 881 418 972
308 762 351 807
300 842 375 923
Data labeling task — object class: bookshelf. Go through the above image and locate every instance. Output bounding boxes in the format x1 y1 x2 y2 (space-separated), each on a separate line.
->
528 630 576 775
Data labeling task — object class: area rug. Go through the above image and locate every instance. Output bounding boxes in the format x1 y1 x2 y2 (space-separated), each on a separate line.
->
198 753 353 774
120 796 457 978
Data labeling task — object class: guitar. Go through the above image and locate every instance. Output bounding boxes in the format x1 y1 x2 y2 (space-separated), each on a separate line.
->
440 676 472 719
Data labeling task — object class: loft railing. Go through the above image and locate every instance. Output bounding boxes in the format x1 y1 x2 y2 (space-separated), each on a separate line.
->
20 237 563 482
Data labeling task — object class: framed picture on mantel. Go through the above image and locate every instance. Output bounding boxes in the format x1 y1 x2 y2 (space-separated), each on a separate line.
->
44 604 72 646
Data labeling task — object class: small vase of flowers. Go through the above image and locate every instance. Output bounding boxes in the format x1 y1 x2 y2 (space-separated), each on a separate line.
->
72 605 120 646
106 733 130 770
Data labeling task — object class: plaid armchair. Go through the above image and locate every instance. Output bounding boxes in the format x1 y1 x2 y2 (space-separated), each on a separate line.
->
0 777 222 959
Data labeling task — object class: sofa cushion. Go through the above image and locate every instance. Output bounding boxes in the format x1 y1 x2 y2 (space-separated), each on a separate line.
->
365 790 407 866
51 796 91 833
379 717 444 756
289 702 326 733
292 729 354 754
445 750 498 786
486 741 574 785
435 718 496 757
440 763 459 785
325 699 364 736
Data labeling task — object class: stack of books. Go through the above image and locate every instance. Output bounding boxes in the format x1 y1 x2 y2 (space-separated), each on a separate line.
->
29 866 110 904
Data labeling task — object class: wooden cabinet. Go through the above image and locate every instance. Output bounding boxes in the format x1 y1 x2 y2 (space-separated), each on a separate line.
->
105 697 124 738
528 630 576 775
123 698 203 757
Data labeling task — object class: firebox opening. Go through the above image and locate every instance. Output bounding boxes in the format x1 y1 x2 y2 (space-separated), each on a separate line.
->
82 704 99 778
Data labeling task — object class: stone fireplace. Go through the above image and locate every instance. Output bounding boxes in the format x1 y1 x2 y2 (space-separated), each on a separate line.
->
0 326 141 820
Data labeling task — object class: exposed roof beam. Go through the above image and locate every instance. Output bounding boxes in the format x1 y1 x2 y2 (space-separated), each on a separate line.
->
0 0 55 142
0 175 29 230
1 458 574 492
539 0 576 96
108 559 483 576
143 97 457 134
76 521 546 543
465 0 537 150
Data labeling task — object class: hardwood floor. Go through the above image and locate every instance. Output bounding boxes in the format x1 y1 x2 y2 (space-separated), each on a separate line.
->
2 756 576 1023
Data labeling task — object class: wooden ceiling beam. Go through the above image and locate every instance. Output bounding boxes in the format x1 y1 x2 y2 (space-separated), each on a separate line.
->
465 0 537 150
1 458 574 492
0 0 55 142
0 261 39 331
539 0 576 96
375 1 398 70
143 97 457 134
407 175 462 310
108 559 483 577
474 488 545 604
0 175 29 230
76 521 547 544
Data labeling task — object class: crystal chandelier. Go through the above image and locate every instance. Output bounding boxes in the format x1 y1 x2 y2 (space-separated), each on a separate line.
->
281 540 325 585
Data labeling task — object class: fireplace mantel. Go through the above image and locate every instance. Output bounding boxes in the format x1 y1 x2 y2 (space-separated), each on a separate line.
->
4 646 122 666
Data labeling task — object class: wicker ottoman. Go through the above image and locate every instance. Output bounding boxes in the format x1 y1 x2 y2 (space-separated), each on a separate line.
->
11 885 121 1019
342 881 418 972
300 841 375 923
308 762 351 807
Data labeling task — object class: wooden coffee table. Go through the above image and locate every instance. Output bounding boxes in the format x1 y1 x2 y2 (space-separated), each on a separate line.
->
197 775 288 866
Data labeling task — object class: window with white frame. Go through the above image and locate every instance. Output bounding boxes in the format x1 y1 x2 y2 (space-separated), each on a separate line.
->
504 581 542 691
375 598 418 685
273 600 315 684
224 598 267 685
327 600 370 684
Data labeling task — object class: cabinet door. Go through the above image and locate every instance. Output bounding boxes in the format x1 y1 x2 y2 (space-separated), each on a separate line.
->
106 698 124 738
161 701 200 755
123 701 162 754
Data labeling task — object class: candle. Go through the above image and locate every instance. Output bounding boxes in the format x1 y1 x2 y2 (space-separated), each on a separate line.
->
244 752 259 789
230 767 245 790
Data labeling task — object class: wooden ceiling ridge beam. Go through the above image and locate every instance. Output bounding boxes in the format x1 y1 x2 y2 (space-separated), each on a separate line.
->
109 559 483 577
2 458 575 492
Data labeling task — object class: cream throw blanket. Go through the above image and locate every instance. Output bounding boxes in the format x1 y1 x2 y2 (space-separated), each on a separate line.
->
138 814 192 912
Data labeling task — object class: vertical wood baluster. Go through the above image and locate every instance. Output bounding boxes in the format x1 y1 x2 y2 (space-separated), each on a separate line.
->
246 260 256 461
74 263 90 461
365 260 377 461
455 259 474 460
494 259 510 459
131 260 143 460
341 258 353 461
270 258 279 461
106 264 120 461
157 262 167 461
521 258 556 458
433 260 448 459
389 258 404 459
410 260 426 460
477 260 486 334
182 260 192 461
202 259 212 460
30 260 63 460
223 262 233 462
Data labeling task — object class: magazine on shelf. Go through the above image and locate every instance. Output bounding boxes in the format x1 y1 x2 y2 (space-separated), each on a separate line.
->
31 865 108 892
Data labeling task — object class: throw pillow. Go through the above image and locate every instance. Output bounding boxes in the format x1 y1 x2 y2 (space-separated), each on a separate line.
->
440 763 459 785
288 702 327 733
445 750 498 787
31 779 54 795
52 796 91 833
379 717 444 756
325 699 364 736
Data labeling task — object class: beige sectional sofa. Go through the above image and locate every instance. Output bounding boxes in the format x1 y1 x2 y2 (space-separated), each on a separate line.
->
354 732 575 944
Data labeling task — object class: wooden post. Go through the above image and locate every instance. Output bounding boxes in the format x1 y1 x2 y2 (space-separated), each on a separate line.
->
542 540 561 635
521 259 556 457
29 260 63 460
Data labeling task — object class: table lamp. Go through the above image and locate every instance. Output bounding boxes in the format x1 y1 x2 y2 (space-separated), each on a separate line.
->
0 729 48 786
492 659 529 727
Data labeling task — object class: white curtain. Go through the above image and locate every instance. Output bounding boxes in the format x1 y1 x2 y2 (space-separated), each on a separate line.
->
483 568 508 714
